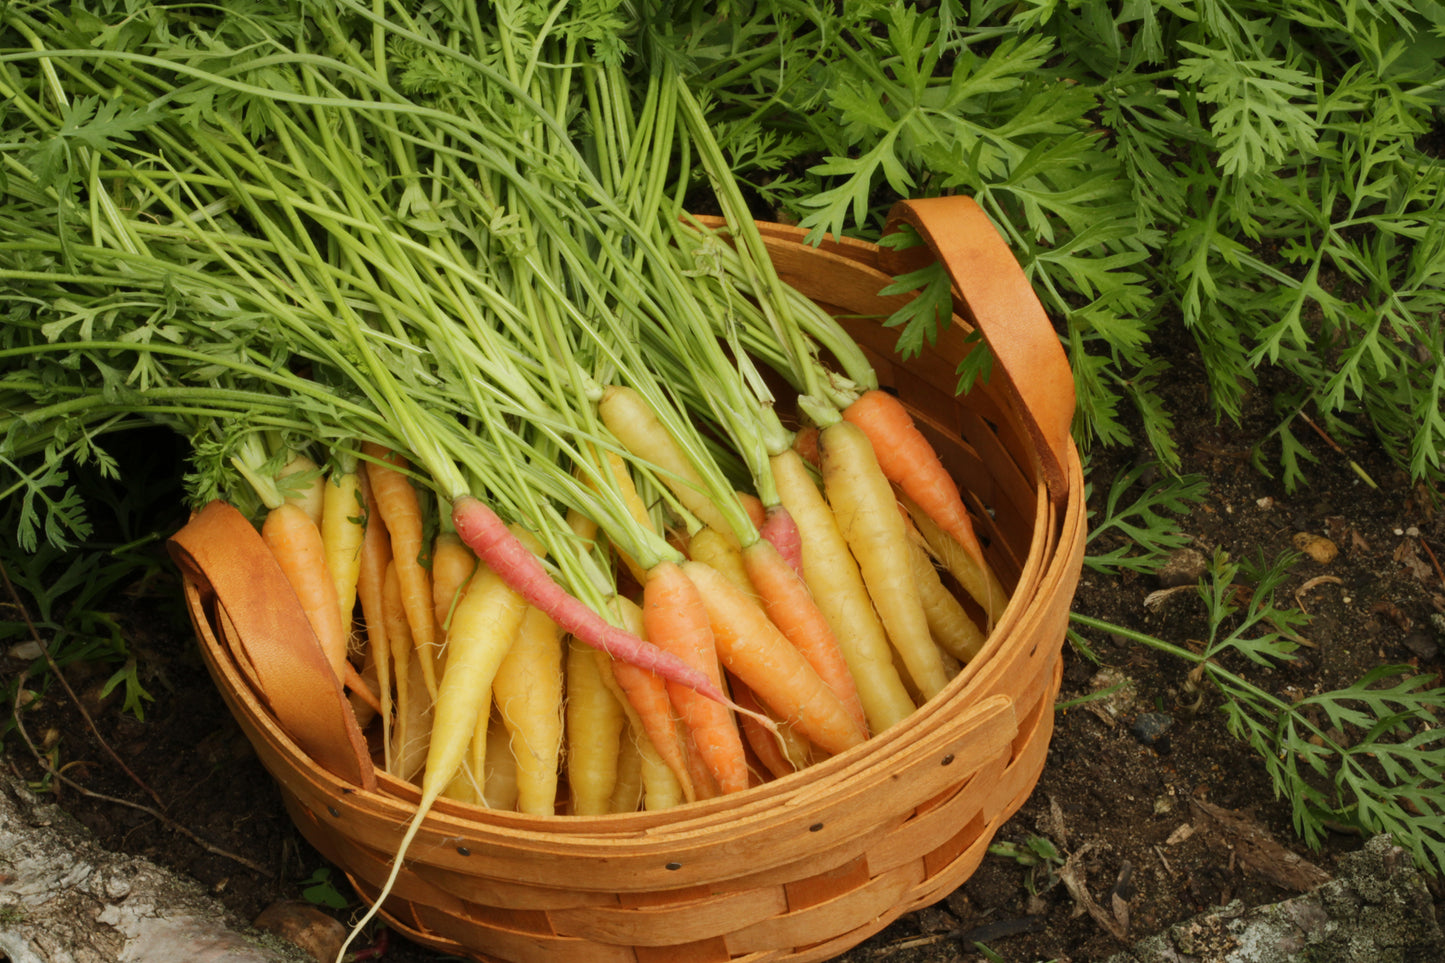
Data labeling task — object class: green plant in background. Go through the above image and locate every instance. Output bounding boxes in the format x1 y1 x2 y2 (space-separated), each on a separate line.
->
1074 550 1445 877
663 0 1445 490
1082 462 1209 575
299 867 351 911
0 448 177 748
987 833 1065 897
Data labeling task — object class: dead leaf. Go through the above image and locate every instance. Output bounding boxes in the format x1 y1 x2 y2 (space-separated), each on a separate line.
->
1058 842 1130 943
1394 539 1434 584
1190 799 1332 892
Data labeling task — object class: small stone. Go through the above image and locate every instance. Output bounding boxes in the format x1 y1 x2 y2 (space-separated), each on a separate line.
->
1292 532 1338 564
1402 630 1439 661
1131 712 1175 753
252 901 346 963
1158 548 1209 588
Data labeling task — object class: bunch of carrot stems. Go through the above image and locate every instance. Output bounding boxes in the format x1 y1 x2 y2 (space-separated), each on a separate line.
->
2 5 1010 940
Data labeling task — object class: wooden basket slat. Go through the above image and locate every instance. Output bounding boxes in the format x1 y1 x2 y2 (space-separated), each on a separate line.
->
724 859 927 957
550 884 788 947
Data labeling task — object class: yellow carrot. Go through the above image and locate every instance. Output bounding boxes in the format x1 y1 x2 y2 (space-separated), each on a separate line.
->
771 449 915 732
320 464 366 657
821 420 949 701
492 605 565 816
566 639 626 815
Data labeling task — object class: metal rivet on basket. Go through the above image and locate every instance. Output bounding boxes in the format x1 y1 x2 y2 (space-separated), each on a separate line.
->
809 822 824 833
941 753 955 766
327 805 340 818
665 861 682 871
457 846 471 857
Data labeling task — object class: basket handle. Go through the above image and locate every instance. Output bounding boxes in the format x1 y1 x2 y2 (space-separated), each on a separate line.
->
168 501 377 791
881 196 1074 503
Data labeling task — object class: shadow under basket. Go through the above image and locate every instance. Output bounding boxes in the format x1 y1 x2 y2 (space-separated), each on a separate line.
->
176 196 1087 963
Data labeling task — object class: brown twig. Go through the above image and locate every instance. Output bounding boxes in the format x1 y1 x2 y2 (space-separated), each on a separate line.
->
0 558 167 813
1297 411 1377 489
9 669 274 878
1416 537 1445 592
2 560 273 878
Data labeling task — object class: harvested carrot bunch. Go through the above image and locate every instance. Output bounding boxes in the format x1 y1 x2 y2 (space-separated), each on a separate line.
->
0 4 1016 954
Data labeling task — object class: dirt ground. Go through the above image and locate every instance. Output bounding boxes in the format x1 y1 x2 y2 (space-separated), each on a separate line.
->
4 326 1444 963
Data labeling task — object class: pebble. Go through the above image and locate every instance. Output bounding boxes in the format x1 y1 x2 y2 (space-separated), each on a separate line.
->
1292 532 1339 564
1131 712 1175 753
1158 548 1209 588
1402 630 1439 662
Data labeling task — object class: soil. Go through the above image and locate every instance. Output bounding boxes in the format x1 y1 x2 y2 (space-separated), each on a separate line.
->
4 327 1444 963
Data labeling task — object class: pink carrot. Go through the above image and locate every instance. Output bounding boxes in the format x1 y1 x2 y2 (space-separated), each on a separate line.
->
757 505 804 578
450 495 731 706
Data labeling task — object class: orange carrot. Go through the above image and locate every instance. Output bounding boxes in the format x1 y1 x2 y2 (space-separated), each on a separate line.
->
842 389 986 567
732 679 801 781
603 600 697 804
261 501 348 685
741 537 867 734
682 560 868 757
737 491 767 531
642 560 749 795
363 443 438 697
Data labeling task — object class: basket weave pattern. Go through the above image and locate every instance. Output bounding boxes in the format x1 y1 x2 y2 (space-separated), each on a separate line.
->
177 196 1087 963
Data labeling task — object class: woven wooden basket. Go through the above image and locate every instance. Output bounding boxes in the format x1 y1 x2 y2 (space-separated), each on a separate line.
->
171 195 1086 963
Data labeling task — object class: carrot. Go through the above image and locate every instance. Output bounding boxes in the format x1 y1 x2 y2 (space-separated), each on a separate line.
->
757 504 804 577
319 463 366 657
354 471 394 770
566 638 627 815
642 560 749 795
261 501 348 685
682 560 868 757
842 388 987 568
821 420 950 702
905 517 988 663
382 561 427 782
635 730 687 811
602 597 696 803
483 713 520 811
425 550 532 800
492 605 565 816
588 449 654 586
732 679 802 781
737 491 767 531
598 384 741 546
431 531 478 642
449 494 734 706
279 453 325 527
792 424 821 468
741 537 867 734
901 493 1010 628
363 443 438 698
610 725 645 813
771 448 916 732
685 526 753 597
